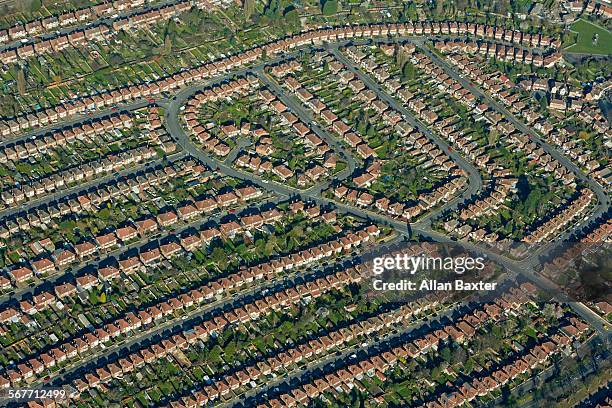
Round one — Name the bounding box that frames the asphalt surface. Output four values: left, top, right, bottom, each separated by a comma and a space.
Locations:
0, 34, 609, 403
0, 100, 151, 149
0, 0, 187, 54
0, 151, 186, 220
38, 238, 398, 388
163, 71, 611, 339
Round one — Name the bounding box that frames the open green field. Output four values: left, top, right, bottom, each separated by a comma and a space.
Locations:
564, 18, 612, 55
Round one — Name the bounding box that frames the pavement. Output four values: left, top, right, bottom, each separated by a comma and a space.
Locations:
0, 100, 151, 149
39, 238, 398, 387
0, 0, 187, 54
0, 34, 609, 404
231, 302, 474, 407
161, 51, 611, 340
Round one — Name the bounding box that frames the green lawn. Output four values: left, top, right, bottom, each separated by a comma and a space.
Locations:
565, 18, 612, 55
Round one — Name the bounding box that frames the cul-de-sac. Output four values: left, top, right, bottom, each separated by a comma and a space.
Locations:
0, 0, 609, 407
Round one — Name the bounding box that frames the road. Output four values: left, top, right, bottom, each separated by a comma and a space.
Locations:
38, 239, 397, 388
0, 34, 609, 404
162, 67, 611, 339
231, 302, 474, 407
328, 45, 484, 208
0, 151, 186, 220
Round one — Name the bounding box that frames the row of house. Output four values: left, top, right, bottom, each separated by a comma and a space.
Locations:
0, 159, 203, 288
0, 109, 132, 142
458, 178, 517, 221
0, 0, 150, 45
176, 290, 449, 407
0, 158, 203, 238
183, 76, 259, 158
4, 215, 378, 382
0, 24, 113, 64
565, 0, 612, 18
334, 173, 465, 221
540, 216, 611, 282
258, 283, 546, 408
0, 112, 133, 162
0, 145, 156, 209
0, 1, 206, 65
0, 21, 557, 137
433, 39, 564, 68
410, 49, 577, 188
442, 176, 518, 241
5, 183, 259, 291
523, 188, 594, 243
269, 59, 302, 78
60, 246, 378, 395
421, 327, 586, 407
442, 51, 608, 181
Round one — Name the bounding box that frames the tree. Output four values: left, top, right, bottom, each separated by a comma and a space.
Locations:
30, 0, 42, 12
162, 35, 172, 56
284, 7, 299, 24
243, 0, 256, 20
401, 61, 416, 81
264, 0, 281, 19
210, 247, 228, 270
487, 128, 499, 146
543, 303, 557, 323
538, 93, 548, 110
405, 2, 418, 20
440, 346, 452, 362
396, 46, 409, 69
17, 67, 26, 96
321, 0, 339, 16
503, 318, 518, 337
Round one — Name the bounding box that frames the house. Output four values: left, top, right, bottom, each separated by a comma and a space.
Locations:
32, 258, 55, 275
98, 266, 121, 281
55, 282, 77, 299
76, 274, 98, 291
157, 211, 178, 228
8, 267, 33, 284
116, 226, 137, 242
96, 232, 118, 250
140, 248, 162, 266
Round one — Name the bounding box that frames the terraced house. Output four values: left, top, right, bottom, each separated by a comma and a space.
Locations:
0, 0, 609, 407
